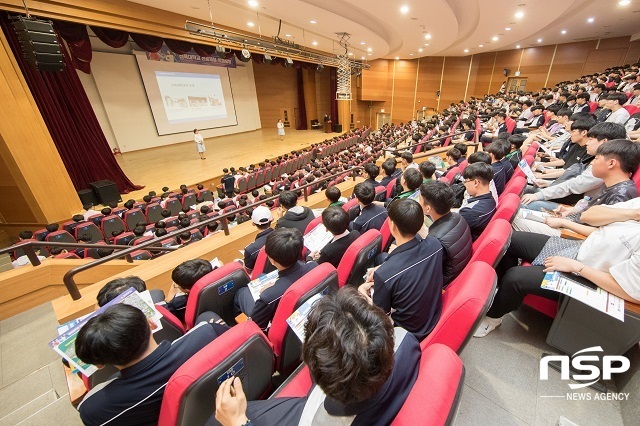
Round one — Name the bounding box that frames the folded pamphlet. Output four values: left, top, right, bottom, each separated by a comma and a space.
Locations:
303, 224, 334, 253
286, 293, 324, 342
247, 269, 279, 301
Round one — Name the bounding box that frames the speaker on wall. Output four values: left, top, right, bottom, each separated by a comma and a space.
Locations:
503, 68, 510, 76
12, 16, 64, 72
89, 180, 122, 205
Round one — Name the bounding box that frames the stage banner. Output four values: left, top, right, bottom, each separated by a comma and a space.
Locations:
146, 45, 236, 68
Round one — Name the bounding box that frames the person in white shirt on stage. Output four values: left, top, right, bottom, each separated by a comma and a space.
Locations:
277, 119, 285, 141
193, 129, 206, 160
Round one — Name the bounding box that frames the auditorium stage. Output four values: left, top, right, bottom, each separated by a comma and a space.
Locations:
116, 128, 338, 201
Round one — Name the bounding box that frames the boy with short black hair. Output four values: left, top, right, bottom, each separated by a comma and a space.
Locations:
350, 182, 388, 233
309, 207, 361, 268
459, 163, 497, 240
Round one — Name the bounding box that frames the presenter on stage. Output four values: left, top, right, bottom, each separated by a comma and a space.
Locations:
193, 129, 206, 160
277, 119, 285, 141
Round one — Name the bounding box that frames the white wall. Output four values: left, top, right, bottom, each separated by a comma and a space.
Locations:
80, 51, 261, 153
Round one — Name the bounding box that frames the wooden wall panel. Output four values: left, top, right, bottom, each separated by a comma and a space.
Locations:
392, 59, 419, 122
546, 41, 597, 86
471, 52, 497, 98
519, 45, 556, 91
440, 56, 472, 109
416, 56, 445, 111
465, 54, 480, 100
488, 50, 521, 94
361, 59, 391, 101
315, 70, 331, 122
252, 63, 297, 129
582, 37, 631, 75
623, 39, 640, 65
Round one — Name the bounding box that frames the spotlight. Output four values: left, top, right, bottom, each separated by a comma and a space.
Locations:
238, 48, 251, 62
284, 57, 293, 67
263, 53, 272, 64
316, 63, 324, 73
214, 45, 228, 58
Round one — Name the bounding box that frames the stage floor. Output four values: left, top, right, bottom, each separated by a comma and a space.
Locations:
116, 128, 336, 201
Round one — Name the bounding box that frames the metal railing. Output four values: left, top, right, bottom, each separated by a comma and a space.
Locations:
49, 165, 364, 300
383, 131, 468, 154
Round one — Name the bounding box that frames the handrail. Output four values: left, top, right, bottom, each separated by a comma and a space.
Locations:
59, 164, 365, 300
384, 131, 468, 153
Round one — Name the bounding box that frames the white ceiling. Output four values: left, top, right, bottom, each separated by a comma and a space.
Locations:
127, 0, 640, 59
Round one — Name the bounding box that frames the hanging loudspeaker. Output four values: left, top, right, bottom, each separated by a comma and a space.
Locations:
284, 57, 293, 67
316, 63, 324, 73
214, 45, 227, 58
238, 48, 251, 62
12, 16, 64, 72
263, 53, 272, 64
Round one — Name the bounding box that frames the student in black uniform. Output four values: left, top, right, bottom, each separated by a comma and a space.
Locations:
162, 259, 213, 323
212, 287, 420, 426
485, 141, 509, 195
75, 304, 226, 426
359, 198, 443, 340
309, 207, 360, 268
349, 182, 388, 233
275, 191, 314, 234
459, 163, 497, 240
220, 168, 235, 198
234, 228, 317, 331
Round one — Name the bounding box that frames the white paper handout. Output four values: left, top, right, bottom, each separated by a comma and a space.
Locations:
518, 159, 537, 184
286, 293, 324, 342
303, 224, 334, 253
537, 142, 556, 158
541, 272, 625, 321
520, 210, 550, 223
247, 269, 279, 301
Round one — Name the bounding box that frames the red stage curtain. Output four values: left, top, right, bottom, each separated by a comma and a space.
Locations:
164, 39, 193, 55
53, 20, 91, 74
130, 33, 163, 52
90, 26, 129, 48
296, 68, 308, 130
0, 14, 142, 193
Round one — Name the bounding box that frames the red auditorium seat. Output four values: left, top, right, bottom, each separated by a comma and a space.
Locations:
624, 105, 638, 116
470, 218, 512, 268
100, 215, 126, 238
442, 166, 461, 182
523, 142, 539, 158
255, 169, 266, 187
83, 241, 107, 259
458, 159, 468, 172
145, 203, 164, 224
74, 222, 104, 243
181, 193, 197, 210
236, 176, 247, 193
490, 192, 520, 224
45, 230, 75, 245
303, 215, 323, 235
386, 178, 398, 198
420, 262, 497, 354
114, 231, 135, 246
269, 263, 339, 374
197, 189, 214, 203
505, 117, 516, 134
164, 198, 183, 216
336, 229, 382, 287
246, 173, 257, 190
499, 176, 527, 202
158, 322, 274, 426
342, 197, 361, 221
379, 218, 393, 252
249, 247, 273, 280
132, 236, 154, 246
588, 101, 598, 113
130, 250, 153, 260
391, 344, 465, 426
86, 214, 104, 227
124, 208, 146, 231
184, 262, 251, 328
439, 175, 451, 185
270, 344, 465, 426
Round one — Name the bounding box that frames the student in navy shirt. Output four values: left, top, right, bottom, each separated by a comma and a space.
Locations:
459, 163, 497, 240
309, 207, 360, 268
160, 259, 214, 323
363, 163, 383, 187
350, 182, 388, 233
76, 304, 226, 426
380, 157, 403, 188
360, 198, 443, 340
486, 141, 508, 195
212, 287, 420, 426
235, 228, 317, 331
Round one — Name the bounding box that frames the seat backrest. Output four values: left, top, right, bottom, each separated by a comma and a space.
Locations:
624, 105, 638, 116
374, 185, 386, 202
101, 215, 126, 238
84, 241, 108, 259
124, 208, 146, 231
255, 169, 265, 187
304, 215, 324, 236
33, 228, 48, 241
342, 198, 361, 221
391, 344, 465, 426
45, 230, 75, 244
130, 249, 152, 260
145, 203, 164, 224
74, 222, 104, 243
588, 101, 598, 113
490, 192, 520, 224
250, 247, 274, 280
236, 176, 247, 193
184, 262, 251, 328
165, 198, 183, 216
458, 159, 468, 172
499, 176, 526, 202
133, 236, 154, 246
337, 229, 382, 287
269, 263, 339, 374
154, 305, 186, 342
379, 218, 393, 252
470, 218, 512, 268
87, 214, 104, 227
443, 166, 461, 182
182, 194, 197, 210
158, 322, 274, 426
505, 117, 516, 133
386, 178, 398, 198
420, 262, 497, 355
114, 232, 135, 245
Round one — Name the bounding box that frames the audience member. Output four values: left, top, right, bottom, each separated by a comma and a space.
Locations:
309, 207, 360, 268
275, 191, 314, 234
350, 182, 388, 233
242, 206, 274, 271
458, 162, 497, 240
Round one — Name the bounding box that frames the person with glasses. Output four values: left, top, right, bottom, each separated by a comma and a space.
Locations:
458, 163, 496, 240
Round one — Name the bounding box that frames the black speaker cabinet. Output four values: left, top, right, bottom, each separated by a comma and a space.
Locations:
77, 189, 98, 207
12, 16, 64, 72
89, 180, 122, 205
332, 123, 343, 133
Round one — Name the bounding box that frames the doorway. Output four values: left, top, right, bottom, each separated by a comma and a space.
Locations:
507, 77, 527, 92
376, 113, 391, 130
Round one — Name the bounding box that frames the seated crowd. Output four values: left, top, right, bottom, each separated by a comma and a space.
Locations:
41, 62, 640, 425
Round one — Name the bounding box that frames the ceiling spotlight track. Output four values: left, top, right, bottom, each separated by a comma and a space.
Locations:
185, 20, 369, 70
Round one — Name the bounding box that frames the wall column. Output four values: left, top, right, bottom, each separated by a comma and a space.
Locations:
337, 100, 351, 133
0, 29, 81, 237
302, 68, 318, 128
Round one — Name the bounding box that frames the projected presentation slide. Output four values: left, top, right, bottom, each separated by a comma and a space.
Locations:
136, 53, 238, 135
156, 72, 228, 123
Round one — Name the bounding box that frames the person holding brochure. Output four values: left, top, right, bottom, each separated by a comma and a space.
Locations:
308, 207, 360, 268
75, 304, 227, 426
211, 287, 420, 426
234, 228, 317, 331
474, 198, 640, 338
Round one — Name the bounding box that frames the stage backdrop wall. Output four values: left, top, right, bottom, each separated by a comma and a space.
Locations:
79, 51, 261, 153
